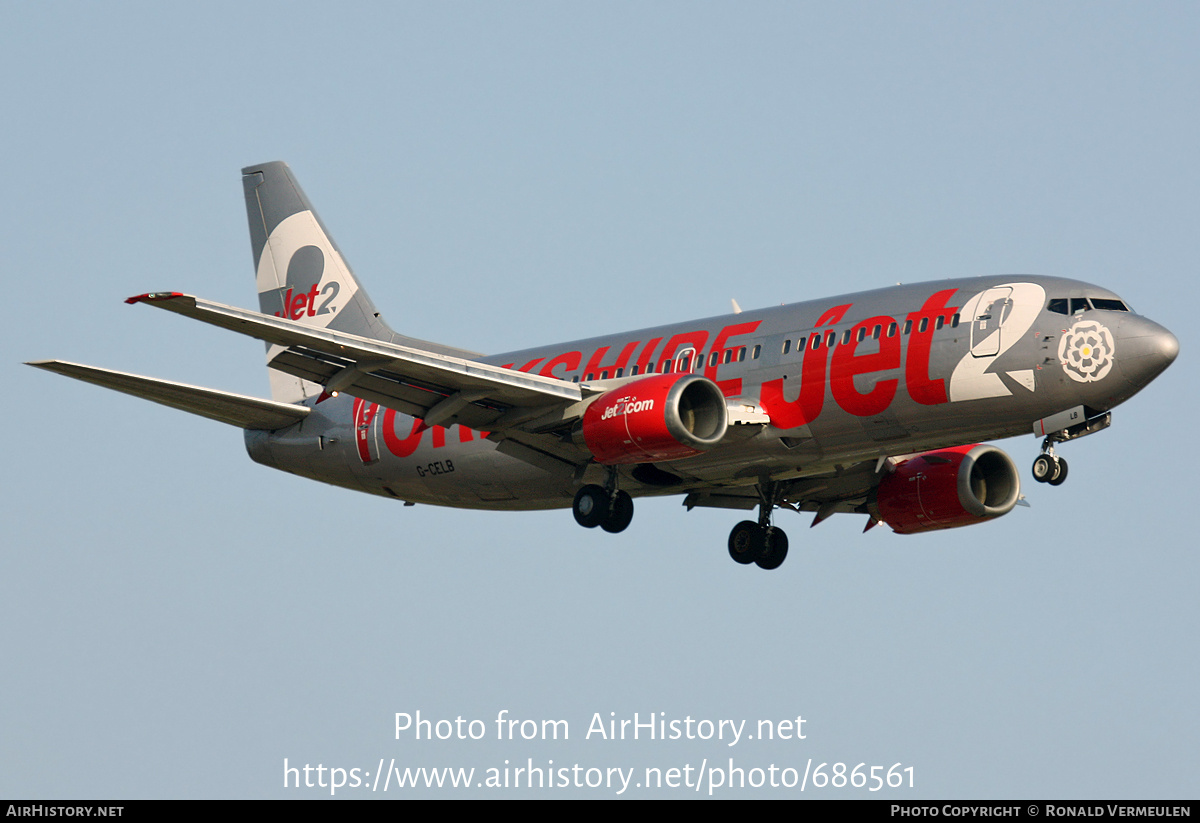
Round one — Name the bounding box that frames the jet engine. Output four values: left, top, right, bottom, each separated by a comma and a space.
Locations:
870, 444, 1021, 534
579, 373, 728, 464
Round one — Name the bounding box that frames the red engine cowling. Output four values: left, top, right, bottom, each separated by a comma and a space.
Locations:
580, 373, 728, 465
871, 444, 1021, 534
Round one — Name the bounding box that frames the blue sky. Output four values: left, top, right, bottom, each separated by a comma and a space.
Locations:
3, 2, 1196, 798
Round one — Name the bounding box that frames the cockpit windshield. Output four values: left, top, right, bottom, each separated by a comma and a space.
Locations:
1047, 296, 1130, 315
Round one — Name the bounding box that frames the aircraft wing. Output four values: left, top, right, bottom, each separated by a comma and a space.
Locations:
27, 360, 311, 431
683, 461, 883, 524
126, 292, 588, 438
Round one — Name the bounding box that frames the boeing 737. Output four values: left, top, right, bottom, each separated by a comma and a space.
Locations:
28, 162, 1179, 570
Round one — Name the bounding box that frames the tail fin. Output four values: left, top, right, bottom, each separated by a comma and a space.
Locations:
242, 161, 396, 402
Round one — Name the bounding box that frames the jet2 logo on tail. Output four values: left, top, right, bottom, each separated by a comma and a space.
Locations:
256, 211, 357, 327
273, 281, 341, 319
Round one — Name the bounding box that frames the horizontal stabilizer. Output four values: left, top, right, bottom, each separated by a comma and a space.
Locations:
27, 360, 310, 431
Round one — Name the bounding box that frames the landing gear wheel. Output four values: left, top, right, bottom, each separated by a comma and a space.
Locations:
601, 491, 634, 533
728, 521, 761, 565
572, 484, 609, 528
756, 528, 789, 570
1032, 454, 1056, 483
1048, 457, 1069, 486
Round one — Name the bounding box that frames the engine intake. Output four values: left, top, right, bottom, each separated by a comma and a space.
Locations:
871, 444, 1021, 534
580, 373, 728, 465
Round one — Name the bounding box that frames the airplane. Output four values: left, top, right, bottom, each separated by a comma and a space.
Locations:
28, 161, 1179, 570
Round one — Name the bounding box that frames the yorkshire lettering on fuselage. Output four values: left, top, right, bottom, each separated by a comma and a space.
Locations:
29, 162, 1179, 571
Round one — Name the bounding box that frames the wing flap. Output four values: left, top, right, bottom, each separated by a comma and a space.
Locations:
27, 360, 310, 431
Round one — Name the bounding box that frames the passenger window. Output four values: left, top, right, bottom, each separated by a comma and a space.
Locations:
856, 327, 866, 342
951, 313, 960, 328
842, 329, 851, 345
709, 351, 719, 367
872, 325, 881, 339
826, 331, 836, 347
935, 316, 944, 330
918, 318, 928, 333
738, 347, 746, 362
903, 320, 912, 335
752, 344, 761, 360
782, 339, 791, 355
888, 322, 897, 337
630, 365, 639, 376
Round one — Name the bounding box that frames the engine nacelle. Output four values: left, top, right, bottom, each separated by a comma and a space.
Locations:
580, 373, 728, 465
870, 444, 1021, 534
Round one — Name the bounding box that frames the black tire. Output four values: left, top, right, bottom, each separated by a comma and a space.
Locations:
1032, 454, 1055, 483
728, 521, 762, 565
572, 484, 609, 528
1048, 457, 1069, 486
756, 528, 789, 570
601, 491, 634, 533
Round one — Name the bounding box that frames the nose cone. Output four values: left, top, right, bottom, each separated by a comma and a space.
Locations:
1157, 327, 1180, 365
1117, 316, 1179, 390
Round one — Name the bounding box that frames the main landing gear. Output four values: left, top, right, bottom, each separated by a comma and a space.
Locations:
727, 482, 790, 571
570, 474, 792, 570
1031, 440, 1068, 486
572, 484, 634, 534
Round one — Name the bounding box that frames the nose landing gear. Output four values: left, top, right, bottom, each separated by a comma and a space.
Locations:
1030, 410, 1112, 487
1031, 440, 1068, 486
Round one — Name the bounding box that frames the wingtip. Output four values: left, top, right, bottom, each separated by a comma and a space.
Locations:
125, 292, 186, 305
25, 359, 69, 371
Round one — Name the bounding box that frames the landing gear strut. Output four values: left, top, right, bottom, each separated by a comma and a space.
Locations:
572, 476, 634, 533
727, 482, 790, 570
1031, 439, 1069, 486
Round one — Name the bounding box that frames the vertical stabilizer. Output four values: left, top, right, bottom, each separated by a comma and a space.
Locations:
242, 161, 395, 402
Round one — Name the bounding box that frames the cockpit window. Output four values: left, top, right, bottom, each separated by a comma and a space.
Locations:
1048, 295, 1131, 315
